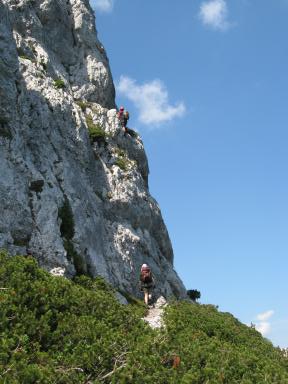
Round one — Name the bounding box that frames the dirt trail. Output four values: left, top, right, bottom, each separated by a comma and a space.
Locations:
142, 296, 167, 329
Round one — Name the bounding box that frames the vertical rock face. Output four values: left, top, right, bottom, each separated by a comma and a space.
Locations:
0, 0, 186, 299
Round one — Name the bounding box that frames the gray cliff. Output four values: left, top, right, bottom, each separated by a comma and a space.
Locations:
0, 0, 186, 299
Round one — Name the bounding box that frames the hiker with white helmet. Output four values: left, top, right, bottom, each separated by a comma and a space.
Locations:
139, 263, 155, 306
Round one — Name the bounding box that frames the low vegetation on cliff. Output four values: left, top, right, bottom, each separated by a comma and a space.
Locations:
0, 251, 287, 383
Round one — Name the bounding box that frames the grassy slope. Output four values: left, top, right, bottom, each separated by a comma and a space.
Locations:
0, 251, 287, 384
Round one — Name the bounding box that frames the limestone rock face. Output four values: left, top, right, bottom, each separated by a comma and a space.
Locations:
0, 0, 186, 299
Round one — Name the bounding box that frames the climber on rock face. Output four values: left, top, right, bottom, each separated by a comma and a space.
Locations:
117, 106, 130, 136
139, 263, 155, 306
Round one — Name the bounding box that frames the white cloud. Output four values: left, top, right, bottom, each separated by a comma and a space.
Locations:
256, 322, 271, 336
254, 310, 275, 336
117, 76, 186, 126
90, 0, 114, 13
199, 0, 230, 31
257, 310, 275, 322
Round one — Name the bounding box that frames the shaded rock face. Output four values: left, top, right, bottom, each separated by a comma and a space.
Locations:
0, 0, 186, 299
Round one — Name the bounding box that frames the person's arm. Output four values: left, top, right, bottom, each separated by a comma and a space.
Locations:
138, 274, 143, 290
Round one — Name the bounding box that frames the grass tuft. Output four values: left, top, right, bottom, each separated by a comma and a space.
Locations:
53, 78, 65, 89
86, 115, 106, 143
76, 100, 89, 112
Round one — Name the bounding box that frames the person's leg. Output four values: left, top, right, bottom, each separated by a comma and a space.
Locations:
144, 289, 149, 305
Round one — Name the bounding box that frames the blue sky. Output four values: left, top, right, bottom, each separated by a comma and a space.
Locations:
90, 0, 288, 348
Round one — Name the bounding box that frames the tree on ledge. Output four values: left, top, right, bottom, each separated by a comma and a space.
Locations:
187, 289, 201, 302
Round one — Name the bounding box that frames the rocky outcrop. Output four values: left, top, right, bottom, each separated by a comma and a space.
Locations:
0, 0, 186, 299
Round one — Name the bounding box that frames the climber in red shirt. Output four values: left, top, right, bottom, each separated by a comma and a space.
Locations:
117, 106, 129, 135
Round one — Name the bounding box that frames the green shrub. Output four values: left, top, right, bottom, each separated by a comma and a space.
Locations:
115, 148, 126, 157
114, 148, 131, 171
58, 197, 74, 240
86, 115, 106, 142
53, 78, 65, 89
187, 289, 201, 301
58, 198, 86, 275
0, 251, 146, 383
75, 100, 89, 112
0, 250, 287, 383
64, 239, 87, 276
115, 157, 129, 171
159, 302, 288, 383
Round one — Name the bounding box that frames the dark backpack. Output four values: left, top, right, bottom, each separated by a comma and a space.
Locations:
140, 267, 152, 283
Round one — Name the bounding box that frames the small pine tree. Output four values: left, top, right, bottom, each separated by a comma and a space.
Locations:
187, 289, 201, 301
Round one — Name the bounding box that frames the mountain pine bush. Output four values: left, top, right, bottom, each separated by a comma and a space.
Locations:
0, 250, 287, 383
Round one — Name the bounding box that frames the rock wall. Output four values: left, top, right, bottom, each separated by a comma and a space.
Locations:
0, 0, 186, 299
